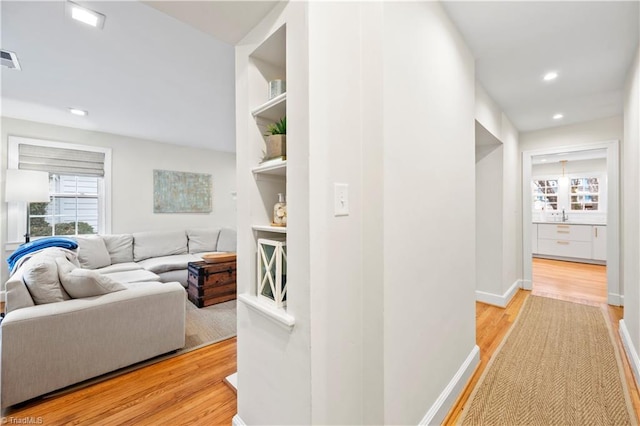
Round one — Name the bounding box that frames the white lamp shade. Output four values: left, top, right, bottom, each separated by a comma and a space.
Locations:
5, 169, 50, 202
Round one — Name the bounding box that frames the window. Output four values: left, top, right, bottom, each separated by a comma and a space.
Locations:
7, 136, 111, 243
30, 175, 100, 237
532, 179, 558, 211
570, 177, 600, 211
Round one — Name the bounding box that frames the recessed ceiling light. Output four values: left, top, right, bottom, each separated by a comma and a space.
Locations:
553, 113, 564, 120
69, 108, 88, 116
543, 71, 558, 81
66, 1, 106, 29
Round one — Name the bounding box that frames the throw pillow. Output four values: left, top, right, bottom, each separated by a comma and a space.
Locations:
75, 236, 111, 269
56, 257, 127, 298
102, 234, 134, 264
22, 257, 70, 304
187, 228, 221, 254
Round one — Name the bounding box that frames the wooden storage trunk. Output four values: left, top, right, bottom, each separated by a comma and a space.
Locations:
187, 259, 237, 308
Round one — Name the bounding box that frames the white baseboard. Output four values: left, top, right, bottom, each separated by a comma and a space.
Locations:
232, 415, 247, 426
619, 319, 640, 386
476, 280, 521, 308
608, 293, 624, 306
521, 279, 532, 291
418, 344, 480, 426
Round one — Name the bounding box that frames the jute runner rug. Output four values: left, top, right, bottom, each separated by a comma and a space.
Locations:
460, 295, 636, 425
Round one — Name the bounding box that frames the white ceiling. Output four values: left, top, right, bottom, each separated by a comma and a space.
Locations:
0, 1, 251, 152
2, 1, 638, 152
443, 1, 639, 133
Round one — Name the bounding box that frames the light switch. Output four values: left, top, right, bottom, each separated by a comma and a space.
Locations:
334, 183, 349, 216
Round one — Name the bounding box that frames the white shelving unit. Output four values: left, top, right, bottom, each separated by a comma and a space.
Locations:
251, 93, 286, 121
239, 24, 292, 329
252, 225, 287, 234
251, 158, 287, 176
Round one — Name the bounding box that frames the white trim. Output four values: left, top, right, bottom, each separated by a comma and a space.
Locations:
6, 136, 112, 243
619, 320, 640, 386
418, 345, 480, 426
232, 415, 247, 426
475, 280, 521, 308
238, 293, 295, 330
522, 140, 620, 305
521, 279, 532, 290
608, 293, 624, 306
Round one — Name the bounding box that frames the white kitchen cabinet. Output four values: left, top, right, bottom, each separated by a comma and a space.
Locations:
538, 223, 591, 242
532, 224, 538, 254
536, 223, 593, 260
592, 225, 607, 261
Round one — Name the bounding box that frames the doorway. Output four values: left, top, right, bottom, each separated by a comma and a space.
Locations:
522, 141, 620, 305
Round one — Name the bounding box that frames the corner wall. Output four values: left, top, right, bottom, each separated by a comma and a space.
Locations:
474, 83, 521, 306
621, 46, 640, 374
1, 117, 236, 282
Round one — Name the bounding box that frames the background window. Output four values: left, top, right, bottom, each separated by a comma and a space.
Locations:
570, 177, 600, 211
532, 179, 558, 211
30, 175, 101, 237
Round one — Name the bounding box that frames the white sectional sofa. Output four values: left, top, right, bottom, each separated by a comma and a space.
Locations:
77, 228, 237, 287
1, 227, 236, 408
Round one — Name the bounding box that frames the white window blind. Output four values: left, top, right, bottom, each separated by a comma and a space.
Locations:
18, 144, 106, 177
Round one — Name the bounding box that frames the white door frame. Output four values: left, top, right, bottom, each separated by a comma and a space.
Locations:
522, 140, 621, 305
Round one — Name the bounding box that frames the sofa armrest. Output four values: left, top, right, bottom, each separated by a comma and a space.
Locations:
1, 282, 186, 408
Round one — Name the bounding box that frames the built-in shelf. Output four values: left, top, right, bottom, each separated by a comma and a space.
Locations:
252, 225, 287, 233
252, 159, 287, 176
251, 93, 286, 122
238, 294, 295, 331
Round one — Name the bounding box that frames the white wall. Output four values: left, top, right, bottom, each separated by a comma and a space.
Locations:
532, 158, 607, 176
474, 83, 521, 306
502, 115, 521, 292
622, 47, 640, 357
476, 145, 504, 297
382, 2, 476, 424
236, 2, 477, 425
1, 117, 236, 282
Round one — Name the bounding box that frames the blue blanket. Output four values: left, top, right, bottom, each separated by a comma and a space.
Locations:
7, 237, 78, 271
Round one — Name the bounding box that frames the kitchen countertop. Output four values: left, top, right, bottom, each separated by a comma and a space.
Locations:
533, 221, 606, 226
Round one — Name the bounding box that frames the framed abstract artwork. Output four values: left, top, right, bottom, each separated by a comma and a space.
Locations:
153, 170, 212, 213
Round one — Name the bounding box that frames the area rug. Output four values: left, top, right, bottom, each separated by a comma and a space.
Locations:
45, 298, 236, 398
460, 295, 636, 425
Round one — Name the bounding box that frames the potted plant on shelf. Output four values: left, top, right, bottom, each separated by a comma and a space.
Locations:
264, 116, 286, 162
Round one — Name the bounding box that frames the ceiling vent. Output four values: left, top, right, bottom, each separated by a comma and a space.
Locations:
1, 50, 21, 70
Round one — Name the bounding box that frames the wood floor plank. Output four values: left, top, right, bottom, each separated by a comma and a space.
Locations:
4, 338, 237, 425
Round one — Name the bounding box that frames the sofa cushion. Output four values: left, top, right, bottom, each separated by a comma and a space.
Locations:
75, 236, 111, 269
22, 256, 70, 304
102, 234, 134, 264
187, 228, 221, 254
56, 257, 126, 298
95, 262, 142, 274
133, 230, 188, 262
216, 228, 237, 252
137, 254, 201, 274
103, 270, 160, 284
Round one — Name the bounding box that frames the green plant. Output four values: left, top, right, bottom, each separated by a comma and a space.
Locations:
266, 116, 286, 135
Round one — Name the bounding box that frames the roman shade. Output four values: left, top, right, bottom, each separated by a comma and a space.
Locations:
18, 144, 105, 177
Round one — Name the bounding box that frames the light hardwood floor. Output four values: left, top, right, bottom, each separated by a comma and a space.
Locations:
445, 258, 640, 425
5, 338, 237, 425
7, 259, 638, 425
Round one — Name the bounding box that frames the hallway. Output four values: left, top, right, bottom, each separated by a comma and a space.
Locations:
446, 258, 639, 424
